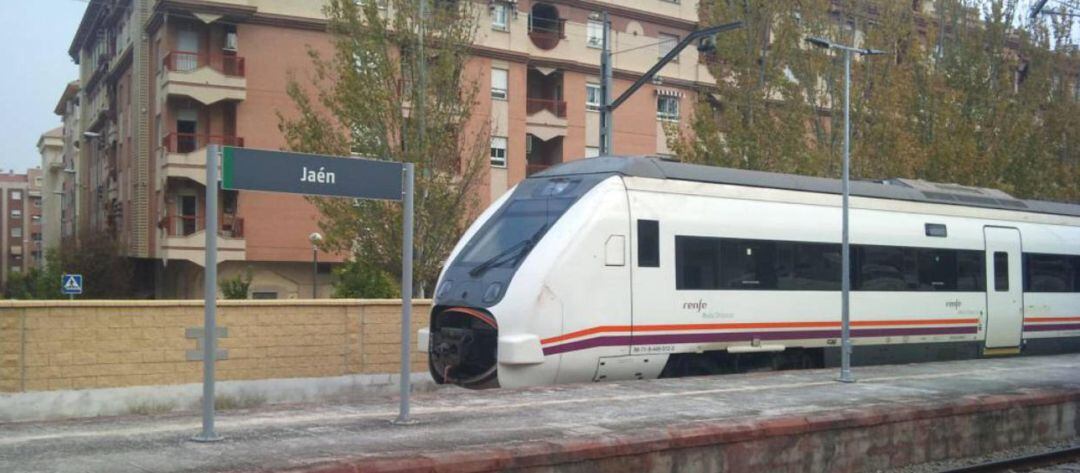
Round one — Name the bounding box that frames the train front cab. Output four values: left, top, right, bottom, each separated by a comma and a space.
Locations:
425, 172, 627, 388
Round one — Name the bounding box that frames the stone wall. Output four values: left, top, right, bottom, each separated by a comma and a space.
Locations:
0, 300, 431, 393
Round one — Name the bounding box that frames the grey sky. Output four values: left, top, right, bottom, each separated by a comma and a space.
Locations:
0, 0, 86, 174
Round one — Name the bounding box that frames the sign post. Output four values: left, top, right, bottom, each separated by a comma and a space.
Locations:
192, 144, 222, 442
192, 147, 413, 441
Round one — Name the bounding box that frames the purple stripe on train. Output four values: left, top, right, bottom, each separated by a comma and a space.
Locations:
1024, 323, 1080, 332
541, 326, 978, 356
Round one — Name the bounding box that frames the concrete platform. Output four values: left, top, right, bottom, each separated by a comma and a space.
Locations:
2, 354, 1079, 473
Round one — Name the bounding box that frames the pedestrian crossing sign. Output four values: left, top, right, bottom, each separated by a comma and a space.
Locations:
61, 274, 83, 295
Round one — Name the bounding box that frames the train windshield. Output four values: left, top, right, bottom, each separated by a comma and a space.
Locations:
457, 194, 573, 274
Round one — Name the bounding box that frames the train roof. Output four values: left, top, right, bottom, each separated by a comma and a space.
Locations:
532, 156, 1080, 218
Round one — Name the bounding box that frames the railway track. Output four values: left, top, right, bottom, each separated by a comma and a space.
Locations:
940, 445, 1080, 472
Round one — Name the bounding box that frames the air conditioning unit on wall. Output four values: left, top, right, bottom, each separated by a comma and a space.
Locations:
224, 32, 238, 51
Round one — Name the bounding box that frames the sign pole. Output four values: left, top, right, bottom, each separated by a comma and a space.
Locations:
394, 163, 415, 424
193, 144, 222, 442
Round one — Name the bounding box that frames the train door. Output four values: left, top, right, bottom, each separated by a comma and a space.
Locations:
984, 227, 1024, 349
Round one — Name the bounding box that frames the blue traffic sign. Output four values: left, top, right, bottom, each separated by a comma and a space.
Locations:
61, 274, 83, 295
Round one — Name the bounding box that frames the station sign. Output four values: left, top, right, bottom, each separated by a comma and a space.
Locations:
221, 147, 403, 201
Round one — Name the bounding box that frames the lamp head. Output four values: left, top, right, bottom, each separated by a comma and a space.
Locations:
862, 48, 887, 56
82, 131, 101, 139
309, 232, 323, 244
805, 36, 832, 49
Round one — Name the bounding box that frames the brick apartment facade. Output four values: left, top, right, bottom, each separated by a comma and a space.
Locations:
0, 169, 44, 287
66, 0, 709, 298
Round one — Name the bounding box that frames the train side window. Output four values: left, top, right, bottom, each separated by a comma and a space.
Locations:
994, 252, 1009, 291
854, 245, 918, 291
956, 251, 985, 291
917, 249, 958, 291
675, 236, 722, 289
637, 220, 659, 267
720, 239, 778, 289
1024, 253, 1075, 292
778, 242, 841, 290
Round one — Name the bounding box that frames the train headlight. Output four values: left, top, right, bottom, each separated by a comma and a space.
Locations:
482, 282, 503, 303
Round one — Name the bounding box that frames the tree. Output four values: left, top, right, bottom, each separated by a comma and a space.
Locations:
280, 0, 487, 296
677, 0, 1079, 202
3, 233, 133, 300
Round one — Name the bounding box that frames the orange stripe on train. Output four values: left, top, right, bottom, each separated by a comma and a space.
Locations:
540, 318, 980, 345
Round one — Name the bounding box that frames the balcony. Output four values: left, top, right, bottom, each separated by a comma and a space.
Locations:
526, 134, 562, 177
160, 51, 247, 105
158, 214, 246, 266
528, 4, 565, 50
526, 67, 567, 139
161, 133, 244, 186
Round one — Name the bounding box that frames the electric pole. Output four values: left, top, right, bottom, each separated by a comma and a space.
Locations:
599, 11, 613, 155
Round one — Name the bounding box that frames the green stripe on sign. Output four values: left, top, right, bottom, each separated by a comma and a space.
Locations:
222, 146, 234, 189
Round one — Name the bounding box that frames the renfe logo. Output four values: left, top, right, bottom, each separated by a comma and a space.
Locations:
683, 299, 708, 312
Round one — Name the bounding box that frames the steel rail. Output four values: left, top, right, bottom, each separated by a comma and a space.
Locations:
940, 445, 1080, 472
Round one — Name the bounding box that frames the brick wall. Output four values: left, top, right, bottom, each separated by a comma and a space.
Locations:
0, 300, 431, 393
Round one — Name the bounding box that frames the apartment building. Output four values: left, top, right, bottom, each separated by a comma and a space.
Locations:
38, 127, 66, 252
66, 0, 708, 298
53, 81, 82, 245
69, 0, 338, 299
0, 169, 44, 287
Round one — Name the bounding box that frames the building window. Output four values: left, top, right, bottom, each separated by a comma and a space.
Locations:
491, 3, 509, 31
659, 33, 680, 61
10, 266, 20, 274
657, 95, 680, 121
585, 146, 600, 158
586, 83, 601, 111
586, 20, 604, 48
252, 291, 278, 299
491, 68, 508, 100
31, 215, 41, 223
490, 136, 508, 167
10, 228, 21, 238
32, 198, 41, 207
10, 209, 21, 219
11, 190, 21, 200
31, 233, 41, 242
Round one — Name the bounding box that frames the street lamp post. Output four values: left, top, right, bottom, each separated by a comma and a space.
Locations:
804, 36, 885, 384
309, 232, 323, 298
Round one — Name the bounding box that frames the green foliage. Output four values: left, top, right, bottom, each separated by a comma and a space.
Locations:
219, 267, 253, 300
676, 0, 1079, 202
280, 0, 487, 296
331, 258, 399, 299
3, 233, 133, 300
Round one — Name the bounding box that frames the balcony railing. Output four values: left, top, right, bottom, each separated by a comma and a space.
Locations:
159, 214, 244, 238
163, 51, 246, 77
162, 133, 244, 154
528, 17, 566, 49
526, 163, 551, 176
526, 98, 567, 117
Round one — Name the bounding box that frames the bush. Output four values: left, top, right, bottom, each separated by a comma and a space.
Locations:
219, 267, 253, 299
331, 258, 398, 299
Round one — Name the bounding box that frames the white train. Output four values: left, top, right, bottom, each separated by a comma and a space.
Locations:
419, 157, 1080, 389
